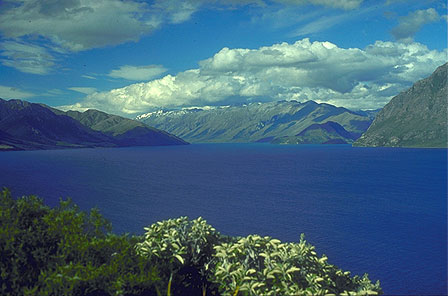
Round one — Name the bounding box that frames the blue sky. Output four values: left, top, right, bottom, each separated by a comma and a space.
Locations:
0, 0, 446, 116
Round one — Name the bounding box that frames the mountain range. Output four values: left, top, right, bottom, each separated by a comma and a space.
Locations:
354, 62, 447, 148
0, 99, 187, 151
3, 63, 445, 150
137, 100, 378, 144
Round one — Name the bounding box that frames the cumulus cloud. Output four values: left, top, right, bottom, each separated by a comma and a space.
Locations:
64, 39, 446, 115
108, 65, 167, 81
391, 8, 441, 43
68, 87, 97, 95
0, 85, 34, 99
0, 40, 55, 74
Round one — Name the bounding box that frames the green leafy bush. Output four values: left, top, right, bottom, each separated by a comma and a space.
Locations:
137, 217, 382, 296
213, 234, 381, 295
0, 189, 159, 296
136, 216, 222, 295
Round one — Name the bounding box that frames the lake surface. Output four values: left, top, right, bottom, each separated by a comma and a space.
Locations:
1, 144, 446, 295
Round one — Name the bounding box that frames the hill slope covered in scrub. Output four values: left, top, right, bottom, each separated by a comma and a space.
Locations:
354, 63, 447, 148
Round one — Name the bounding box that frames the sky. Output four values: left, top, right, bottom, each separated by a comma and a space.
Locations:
0, 0, 446, 117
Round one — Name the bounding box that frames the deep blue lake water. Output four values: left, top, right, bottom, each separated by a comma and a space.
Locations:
0, 144, 446, 295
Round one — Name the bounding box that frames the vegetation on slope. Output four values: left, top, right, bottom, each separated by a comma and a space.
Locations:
354, 63, 447, 148
0, 190, 382, 296
0, 189, 159, 296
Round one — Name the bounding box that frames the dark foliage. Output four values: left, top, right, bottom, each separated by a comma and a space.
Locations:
0, 189, 159, 296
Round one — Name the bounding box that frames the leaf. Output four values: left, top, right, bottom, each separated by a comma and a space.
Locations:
233, 285, 240, 296
286, 267, 301, 274
174, 254, 184, 264
247, 269, 256, 275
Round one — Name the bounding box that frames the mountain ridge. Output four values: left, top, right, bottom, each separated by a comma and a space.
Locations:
354, 63, 447, 148
137, 100, 376, 144
0, 99, 188, 151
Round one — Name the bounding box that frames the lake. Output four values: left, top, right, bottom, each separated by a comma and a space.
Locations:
0, 144, 446, 295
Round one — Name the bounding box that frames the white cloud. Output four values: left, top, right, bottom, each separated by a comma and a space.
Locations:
252, 7, 322, 30
44, 88, 66, 96
385, 0, 408, 4
0, 0, 158, 74
57, 103, 91, 113
0, 0, 157, 52
68, 87, 97, 95
291, 14, 351, 36
0, 0, 249, 75
276, 0, 363, 10
108, 65, 167, 81
0, 85, 34, 99
151, 0, 203, 24
0, 0, 263, 56
81, 75, 97, 80
290, 4, 376, 36
0, 0, 162, 74
150, 0, 362, 26
391, 8, 441, 43
0, 40, 55, 74
65, 39, 447, 115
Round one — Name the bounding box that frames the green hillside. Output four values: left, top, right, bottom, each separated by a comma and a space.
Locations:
354, 63, 447, 148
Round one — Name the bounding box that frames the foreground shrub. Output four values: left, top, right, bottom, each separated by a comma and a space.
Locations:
0, 189, 159, 296
213, 234, 381, 295
137, 217, 382, 296
136, 216, 222, 295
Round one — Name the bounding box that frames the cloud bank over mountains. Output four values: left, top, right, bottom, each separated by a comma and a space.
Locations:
63, 39, 447, 115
